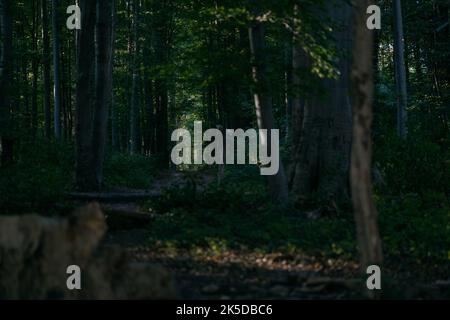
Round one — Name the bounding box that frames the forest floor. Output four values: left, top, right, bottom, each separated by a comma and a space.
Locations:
107, 231, 363, 299
70, 170, 450, 300
105, 228, 449, 299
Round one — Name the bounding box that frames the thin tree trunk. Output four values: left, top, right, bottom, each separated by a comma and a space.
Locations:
350, 0, 383, 276
248, 8, 289, 204
153, 2, 170, 168
18, 17, 29, 114
143, 49, 154, 155
111, 0, 118, 151
51, 0, 62, 140
393, 0, 408, 138
67, 38, 74, 138
284, 40, 293, 144
0, 0, 14, 165
290, 4, 304, 152
157, 81, 169, 167
373, 29, 380, 83
129, 0, 139, 154
42, 0, 52, 139
31, 0, 39, 134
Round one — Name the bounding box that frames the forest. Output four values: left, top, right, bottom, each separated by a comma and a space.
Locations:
0, 0, 449, 300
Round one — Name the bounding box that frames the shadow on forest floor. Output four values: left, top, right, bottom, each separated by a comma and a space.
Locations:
87, 169, 450, 300
104, 227, 450, 299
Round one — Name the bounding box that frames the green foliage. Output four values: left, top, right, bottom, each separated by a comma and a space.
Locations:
103, 152, 155, 189
0, 139, 158, 214
146, 166, 353, 257
0, 139, 73, 215
145, 163, 449, 279
375, 133, 450, 196
378, 193, 450, 273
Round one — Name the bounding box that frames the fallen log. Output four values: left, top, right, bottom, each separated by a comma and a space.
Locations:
67, 191, 162, 201
105, 209, 154, 224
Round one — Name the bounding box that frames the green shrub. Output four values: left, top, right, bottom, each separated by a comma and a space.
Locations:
375, 133, 450, 195
378, 193, 450, 266
0, 139, 73, 215
103, 152, 155, 189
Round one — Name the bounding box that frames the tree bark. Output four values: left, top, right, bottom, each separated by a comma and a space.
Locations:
289, 0, 352, 204
350, 0, 383, 274
248, 7, 289, 204
75, 0, 96, 190
42, 0, 52, 139
143, 42, 155, 156
153, 1, 170, 168
110, 0, 118, 152
129, 0, 140, 154
290, 4, 305, 153
393, 0, 408, 138
284, 40, 293, 144
31, 0, 39, 134
51, 0, 62, 140
0, 0, 14, 166
92, 0, 114, 189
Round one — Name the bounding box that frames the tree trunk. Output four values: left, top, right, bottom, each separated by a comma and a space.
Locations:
350, 0, 383, 276
373, 29, 380, 83
67, 38, 74, 138
248, 8, 289, 204
290, 4, 305, 153
31, 0, 39, 134
42, 0, 52, 139
284, 40, 293, 144
0, 0, 14, 166
129, 0, 139, 154
51, 0, 62, 140
289, 0, 352, 204
155, 81, 169, 167
153, 4, 170, 168
143, 43, 155, 156
110, 0, 118, 151
75, 0, 96, 190
92, 0, 114, 189
393, 0, 408, 138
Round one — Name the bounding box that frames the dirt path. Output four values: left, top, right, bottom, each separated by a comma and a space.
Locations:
103, 232, 363, 299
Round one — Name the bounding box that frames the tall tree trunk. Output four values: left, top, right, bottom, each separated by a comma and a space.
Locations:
51, 0, 62, 140
393, 0, 408, 138
289, 0, 352, 204
31, 0, 39, 134
75, 0, 96, 190
111, 0, 118, 152
67, 38, 74, 138
206, 87, 216, 128
42, 0, 52, 139
290, 4, 304, 154
284, 40, 293, 144
18, 18, 30, 114
156, 80, 169, 167
143, 46, 155, 156
351, 0, 383, 277
92, 0, 114, 189
248, 7, 289, 204
0, 0, 14, 165
373, 29, 380, 83
153, 1, 170, 168
129, 0, 139, 154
